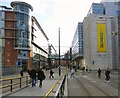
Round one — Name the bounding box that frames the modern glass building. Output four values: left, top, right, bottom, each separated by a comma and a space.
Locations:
11, 1, 33, 71
71, 22, 83, 69
87, 2, 119, 16
0, 2, 33, 75
87, 3, 105, 16
101, 1, 119, 16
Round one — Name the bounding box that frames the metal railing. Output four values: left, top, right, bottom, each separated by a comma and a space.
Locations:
44, 74, 67, 98
0, 75, 30, 95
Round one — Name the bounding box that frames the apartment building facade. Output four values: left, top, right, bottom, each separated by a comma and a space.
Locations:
0, 1, 49, 75
0, 1, 33, 75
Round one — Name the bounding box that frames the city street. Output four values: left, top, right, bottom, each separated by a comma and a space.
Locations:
0, 0, 120, 97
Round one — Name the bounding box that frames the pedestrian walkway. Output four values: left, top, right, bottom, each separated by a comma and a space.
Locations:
2, 67, 67, 97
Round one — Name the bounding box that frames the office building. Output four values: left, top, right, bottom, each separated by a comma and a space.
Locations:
83, 14, 113, 70
82, 1, 120, 70
101, 1, 119, 16
30, 16, 49, 70
71, 22, 83, 69
87, 3, 105, 15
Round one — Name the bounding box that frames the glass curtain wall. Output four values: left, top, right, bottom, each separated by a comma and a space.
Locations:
11, 2, 32, 71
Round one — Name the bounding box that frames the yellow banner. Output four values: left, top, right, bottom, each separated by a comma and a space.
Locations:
97, 23, 107, 52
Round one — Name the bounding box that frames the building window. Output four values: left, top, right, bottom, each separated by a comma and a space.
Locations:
99, 17, 103, 19
7, 16, 11, 19
7, 33, 10, 35
8, 41, 10, 44
7, 24, 11, 27
7, 59, 10, 62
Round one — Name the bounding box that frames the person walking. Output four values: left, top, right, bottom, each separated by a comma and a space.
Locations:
49, 69, 54, 78
58, 66, 61, 76
105, 68, 110, 82
70, 68, 75, 78
97, 68, 101, 78
37, 68, 46, 88
30, 68, 37, 87
20, 70, 23, 77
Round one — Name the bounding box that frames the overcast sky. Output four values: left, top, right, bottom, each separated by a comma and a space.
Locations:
1, 0, 102, 54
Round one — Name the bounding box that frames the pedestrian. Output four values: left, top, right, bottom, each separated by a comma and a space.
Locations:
20, 70, 23, 76
49, 69, 54, 78
58, 66, 61, 76
97, 68, 101, 78
30, 68, 37, 87
105, 68, 110, 82
86, 66, 88, 72
37, 68, 46, 88
27, 69, 30, 75
70, 68, 75, 78
82, 66, 85, 72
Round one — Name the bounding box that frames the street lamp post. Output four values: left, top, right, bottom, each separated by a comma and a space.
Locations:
58, 28, 61, 76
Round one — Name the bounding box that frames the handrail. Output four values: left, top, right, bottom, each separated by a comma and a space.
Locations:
0, 75, 28, 81
44, 76, 63, 98
44, 74, 66, 98
0, 75, 30, 94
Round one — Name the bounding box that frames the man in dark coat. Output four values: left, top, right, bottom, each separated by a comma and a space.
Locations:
20, 70, 23, 76
105, 68, 110, 82
49, 69, 54, 78
37, 68, 46, 88
30, 68, 37, 87
97, 68, 101, 78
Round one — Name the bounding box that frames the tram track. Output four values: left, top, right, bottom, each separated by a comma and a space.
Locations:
76, 76, 111, 96
68, 76, 91, 96
67, 73, 116, 97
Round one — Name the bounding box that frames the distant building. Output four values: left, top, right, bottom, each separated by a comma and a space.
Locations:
71, 22, 83, 69
87, 1, 119, 16
30, 16, 49, 70
87, 3, 105, 15
101, 1, 119, 16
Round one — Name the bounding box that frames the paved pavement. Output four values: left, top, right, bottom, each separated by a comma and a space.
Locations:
2, 67, 67, 97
